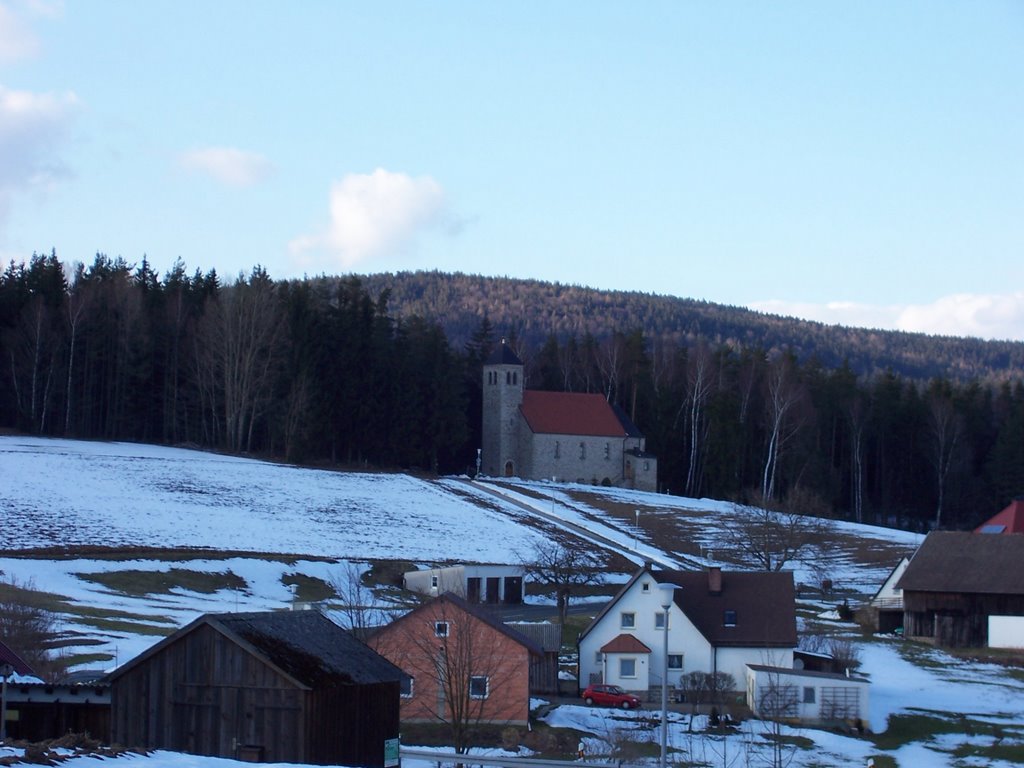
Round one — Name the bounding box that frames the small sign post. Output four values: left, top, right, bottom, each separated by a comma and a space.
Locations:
384, 738, 400, 768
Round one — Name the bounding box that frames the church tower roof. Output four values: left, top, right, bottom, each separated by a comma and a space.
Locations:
484, 341, 523, 366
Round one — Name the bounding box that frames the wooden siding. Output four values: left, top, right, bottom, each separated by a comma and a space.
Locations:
112, 624, 307, 761
904, 591, 1024, 647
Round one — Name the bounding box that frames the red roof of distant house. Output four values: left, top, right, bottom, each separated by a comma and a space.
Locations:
975, 499, 1024, 534
520, 391, 628, 437
600, 634, 652, 654
0, 639, 34, 677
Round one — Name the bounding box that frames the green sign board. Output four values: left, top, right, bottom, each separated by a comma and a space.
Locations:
384, 738, 400, 768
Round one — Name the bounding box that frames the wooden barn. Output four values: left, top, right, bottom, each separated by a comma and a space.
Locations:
898, 531, 1024, 648
108, 611, 403, 767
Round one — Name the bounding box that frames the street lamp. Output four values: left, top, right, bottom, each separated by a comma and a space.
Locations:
657, 583, 677, 768
634, 509, 640, 550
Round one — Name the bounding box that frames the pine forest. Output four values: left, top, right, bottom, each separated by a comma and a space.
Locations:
3, 252, 1024, 534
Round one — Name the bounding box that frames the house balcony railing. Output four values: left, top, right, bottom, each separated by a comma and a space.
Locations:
871, 597, 904, 610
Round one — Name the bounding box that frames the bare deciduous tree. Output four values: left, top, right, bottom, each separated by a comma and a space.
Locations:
329, 561, 388, 635
0, 575, 62, 680
370, 595, 525, 754
761, 355, 805, 502
927, 389, 963, 529
521, 539, 602, 624
725, 487, 830, 572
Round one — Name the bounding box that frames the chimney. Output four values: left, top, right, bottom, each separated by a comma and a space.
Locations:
708, 566, 722, 595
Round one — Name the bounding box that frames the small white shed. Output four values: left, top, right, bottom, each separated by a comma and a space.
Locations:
746, 664, 870, 726
403, 564, 525, 604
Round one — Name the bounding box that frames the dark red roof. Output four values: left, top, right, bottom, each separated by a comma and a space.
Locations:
656, 570, 798, 648
600, 634, 652, 654
520, 391, 628, 437
0, 639, 35, 677
975, 499, 1024, 534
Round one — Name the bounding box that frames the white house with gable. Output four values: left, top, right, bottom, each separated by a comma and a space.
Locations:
578, 564, 797, 694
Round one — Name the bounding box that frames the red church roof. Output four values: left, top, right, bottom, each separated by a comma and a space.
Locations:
519, 391, 629, 437
975, 499, 1024, 534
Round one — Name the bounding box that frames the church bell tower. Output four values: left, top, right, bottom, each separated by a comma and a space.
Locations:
481, 341, 524, 477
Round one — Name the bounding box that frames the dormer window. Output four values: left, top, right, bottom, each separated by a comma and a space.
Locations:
723, 610, 737, 627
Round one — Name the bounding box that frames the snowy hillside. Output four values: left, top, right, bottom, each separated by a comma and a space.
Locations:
4, 436, 1024, 766
1, 435, 920, 665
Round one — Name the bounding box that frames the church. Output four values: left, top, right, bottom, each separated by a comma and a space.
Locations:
481, 343, 657, 491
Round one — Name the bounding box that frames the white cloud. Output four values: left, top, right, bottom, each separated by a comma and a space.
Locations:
750, 293, 1024, 342
178, 146, 274, 187
0, 84, 78, 225
0, 2, 39, 62
290, 168, 447, 270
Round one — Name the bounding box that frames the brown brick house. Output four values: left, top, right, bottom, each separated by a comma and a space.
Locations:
369, 592, 542, 728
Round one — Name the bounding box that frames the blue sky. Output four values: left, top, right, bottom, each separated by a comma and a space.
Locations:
1, 1, 1022, 339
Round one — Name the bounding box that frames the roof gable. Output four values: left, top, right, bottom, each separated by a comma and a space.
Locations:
484, 343, 523, 366
379, 593, 543, 656
579, 566, 797, 649
657, 569, 798, 647
0, 639, 34, 677
108, 610, 403, 687
520, 391, 630, 437
975, 499, 1024, 534
897, 531, 1024, 595
600, 634, 652, 654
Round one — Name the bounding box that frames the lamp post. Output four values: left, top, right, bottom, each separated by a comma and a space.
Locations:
634, 509, 640, 550
657, 583, 676, 768
0, 662, 12, 743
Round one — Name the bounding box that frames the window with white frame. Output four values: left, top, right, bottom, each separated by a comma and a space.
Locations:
667, 654, 683, 670
595, 650, 603, 663
434, 621, 450, 637
619, 658, 636, 678
723, 610, 737, 627
469, 675, 490, 699
655, 612, 670, 630
642, 582, 650, 593
400, 676, 414, 698
620, 612, 636, 629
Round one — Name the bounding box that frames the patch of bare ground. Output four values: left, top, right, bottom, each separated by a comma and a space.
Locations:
0, 733, 146, 765
563, 489, 715, 562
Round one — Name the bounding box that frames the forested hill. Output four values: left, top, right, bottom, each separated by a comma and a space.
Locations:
354, 271, 1024, 382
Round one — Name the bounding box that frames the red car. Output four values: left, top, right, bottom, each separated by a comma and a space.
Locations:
581, 684, 642, 709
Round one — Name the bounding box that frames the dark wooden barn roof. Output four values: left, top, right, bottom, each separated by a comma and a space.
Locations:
108, 610, 404, 688
897, 531, 1024, 595
213, 611, 405, 686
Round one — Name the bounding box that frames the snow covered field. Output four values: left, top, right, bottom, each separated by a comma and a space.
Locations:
3, 435, 1024, 766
